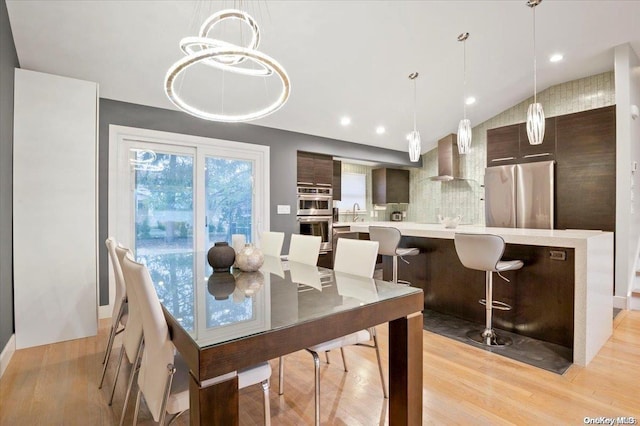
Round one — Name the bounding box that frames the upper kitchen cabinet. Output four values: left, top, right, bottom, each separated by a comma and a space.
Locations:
372, 168, 410, 204
518, 117, 557, 163
487, 118, 557, 165
297, 151, 333, 187
487, 124, 520, 165
333, 160, 342, 200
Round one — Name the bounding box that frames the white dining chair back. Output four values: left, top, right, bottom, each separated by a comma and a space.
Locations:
333, 238, 379, 278
287, 234, 321, 265
114, 246, 144, 365
121, 254, 177, 423
99, 238, 129, 390
259, 231, 285, 257
105, 238, 127, 330
112, 245, 145, 425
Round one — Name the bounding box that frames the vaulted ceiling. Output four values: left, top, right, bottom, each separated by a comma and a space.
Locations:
7, 1, 640, 154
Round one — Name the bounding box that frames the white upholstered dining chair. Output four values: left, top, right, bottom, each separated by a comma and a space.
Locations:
120, 253, 273, 425
259, 231, 285, 257
286, 233, 322, 265
100, 241, 145, 425
283, 238, 387, 426
113, 245, 144, 426
99, 238, 128, 389
278, 233, 322, 395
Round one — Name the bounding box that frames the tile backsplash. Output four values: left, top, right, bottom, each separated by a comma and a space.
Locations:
407, 71, 615, 225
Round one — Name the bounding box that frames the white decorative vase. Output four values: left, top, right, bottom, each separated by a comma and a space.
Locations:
235, 243, 264, 272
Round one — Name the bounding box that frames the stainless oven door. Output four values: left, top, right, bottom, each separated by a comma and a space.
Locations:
297, 216, 332, 252
297, 195, 332, 216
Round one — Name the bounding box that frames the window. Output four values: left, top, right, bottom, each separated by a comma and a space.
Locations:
337, 172, 366, 212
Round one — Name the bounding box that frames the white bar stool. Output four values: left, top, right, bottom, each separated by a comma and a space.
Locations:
454, 233, 523, 346
369, 226, 419, 285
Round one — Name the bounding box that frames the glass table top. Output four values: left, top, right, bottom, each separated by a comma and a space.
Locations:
137, 252, 421, 348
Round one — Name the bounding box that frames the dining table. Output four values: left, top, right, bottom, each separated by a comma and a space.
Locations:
139, 251, 424, 425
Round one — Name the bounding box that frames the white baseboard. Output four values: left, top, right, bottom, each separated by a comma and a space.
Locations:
613, 295, 628, 310
98, 304, 113, 320
0, 334, 16, 380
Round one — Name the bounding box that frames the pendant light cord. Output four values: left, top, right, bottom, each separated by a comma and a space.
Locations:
533, 5, 537, 104
413, 77, 417, 131
463, 38, 467, 119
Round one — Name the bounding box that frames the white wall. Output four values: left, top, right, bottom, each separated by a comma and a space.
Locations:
614, 44, 640, 304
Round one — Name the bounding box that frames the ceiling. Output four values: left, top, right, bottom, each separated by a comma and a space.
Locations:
6, 1, 640, 155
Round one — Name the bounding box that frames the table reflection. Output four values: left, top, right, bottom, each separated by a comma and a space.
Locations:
334, 271, 379, 304
139, 251, 271, 345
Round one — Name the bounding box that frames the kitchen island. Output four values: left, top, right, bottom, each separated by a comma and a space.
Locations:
341, 222, 614, 367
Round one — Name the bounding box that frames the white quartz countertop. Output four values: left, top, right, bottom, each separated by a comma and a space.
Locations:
336, 221, 611, 248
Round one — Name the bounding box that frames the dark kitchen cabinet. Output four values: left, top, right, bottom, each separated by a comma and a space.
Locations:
332, 160, 342, 200
486, 105, 616, 233
555, 105, 616, 232
487, 118, 557, 165
297, 151, 333, 187
519, 117, 557, 163
486, 124, 520, 165
372, 168, 409, 204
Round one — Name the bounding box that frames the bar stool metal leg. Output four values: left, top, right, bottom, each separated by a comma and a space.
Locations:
466, 271, 512, 347
392, 255, 398, 284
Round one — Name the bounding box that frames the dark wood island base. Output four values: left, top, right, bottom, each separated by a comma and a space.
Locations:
382, 236, 575, 352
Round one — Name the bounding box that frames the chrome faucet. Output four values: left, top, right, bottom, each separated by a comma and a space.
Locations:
352, 202, 361, 222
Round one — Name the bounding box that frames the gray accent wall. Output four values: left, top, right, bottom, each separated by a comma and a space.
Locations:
99, 99, 418, 305
0, 0, 19, 352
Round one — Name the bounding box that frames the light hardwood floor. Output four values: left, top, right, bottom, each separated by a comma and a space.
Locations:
1, 310, 639, 425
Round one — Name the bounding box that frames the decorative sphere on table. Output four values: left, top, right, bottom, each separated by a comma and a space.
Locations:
207, 241, 236, 272
236, 243, 264, 272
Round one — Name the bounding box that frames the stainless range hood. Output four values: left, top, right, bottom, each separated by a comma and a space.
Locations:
429, 134, 464, 181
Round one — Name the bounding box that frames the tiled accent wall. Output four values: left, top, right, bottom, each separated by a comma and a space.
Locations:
408, 71, 616, 224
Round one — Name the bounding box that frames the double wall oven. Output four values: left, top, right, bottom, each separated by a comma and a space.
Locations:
297, 186, 332, 252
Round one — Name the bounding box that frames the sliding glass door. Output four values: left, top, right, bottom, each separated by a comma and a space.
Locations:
129, 149, 256, 255
113, 127, 269, 256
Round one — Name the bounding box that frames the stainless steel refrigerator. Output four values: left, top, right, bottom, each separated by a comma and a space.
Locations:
484, 160, 554, 229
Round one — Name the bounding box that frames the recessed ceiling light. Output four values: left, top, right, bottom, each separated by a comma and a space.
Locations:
550, 53, 564, 63
340, 116, 351, 126
465, 96, 476, 105
376, 126, 386, 135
